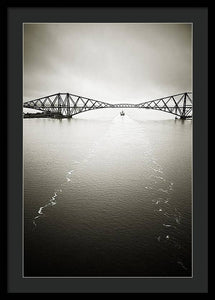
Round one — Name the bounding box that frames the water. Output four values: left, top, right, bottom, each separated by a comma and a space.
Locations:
24, 110, 192, 277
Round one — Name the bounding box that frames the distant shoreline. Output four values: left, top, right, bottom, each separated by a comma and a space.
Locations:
23, 113, 66, 119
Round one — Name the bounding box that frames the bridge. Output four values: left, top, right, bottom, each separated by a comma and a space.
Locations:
23, 92, 192, 119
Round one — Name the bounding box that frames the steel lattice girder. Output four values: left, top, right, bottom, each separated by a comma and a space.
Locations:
138, 92, 192, 118
23, 92, 192, 118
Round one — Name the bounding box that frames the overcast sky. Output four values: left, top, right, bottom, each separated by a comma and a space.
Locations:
24, 23, 192, 104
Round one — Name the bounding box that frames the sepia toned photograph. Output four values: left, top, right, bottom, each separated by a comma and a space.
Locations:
23, 23, 193, 277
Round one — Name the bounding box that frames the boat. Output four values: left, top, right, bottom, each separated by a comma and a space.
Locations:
120, 110, 125, 116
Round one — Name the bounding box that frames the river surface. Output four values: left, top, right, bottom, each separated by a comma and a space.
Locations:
24, 109, 192, 277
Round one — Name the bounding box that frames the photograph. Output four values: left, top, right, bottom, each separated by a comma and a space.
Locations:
23, 23, 193, 278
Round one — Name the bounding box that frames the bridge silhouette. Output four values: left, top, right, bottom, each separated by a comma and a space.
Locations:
23, 92, 192, 119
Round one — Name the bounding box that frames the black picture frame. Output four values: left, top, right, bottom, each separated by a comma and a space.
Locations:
5, 5, 208, 293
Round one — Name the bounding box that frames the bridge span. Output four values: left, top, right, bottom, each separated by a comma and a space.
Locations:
23, 92, 192, 119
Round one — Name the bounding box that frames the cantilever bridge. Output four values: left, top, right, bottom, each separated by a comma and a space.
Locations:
23, 92, 192, 119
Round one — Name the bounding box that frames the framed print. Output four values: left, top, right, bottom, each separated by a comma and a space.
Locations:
6, 6, 208, 293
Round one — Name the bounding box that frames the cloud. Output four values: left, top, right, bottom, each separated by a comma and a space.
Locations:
24, 23, 192, 103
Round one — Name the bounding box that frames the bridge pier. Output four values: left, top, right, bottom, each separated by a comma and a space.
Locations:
66, 93, 71, 117
58, 93, 61, 115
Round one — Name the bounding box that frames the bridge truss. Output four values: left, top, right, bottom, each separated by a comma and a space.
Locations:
23, 92, 192, 119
